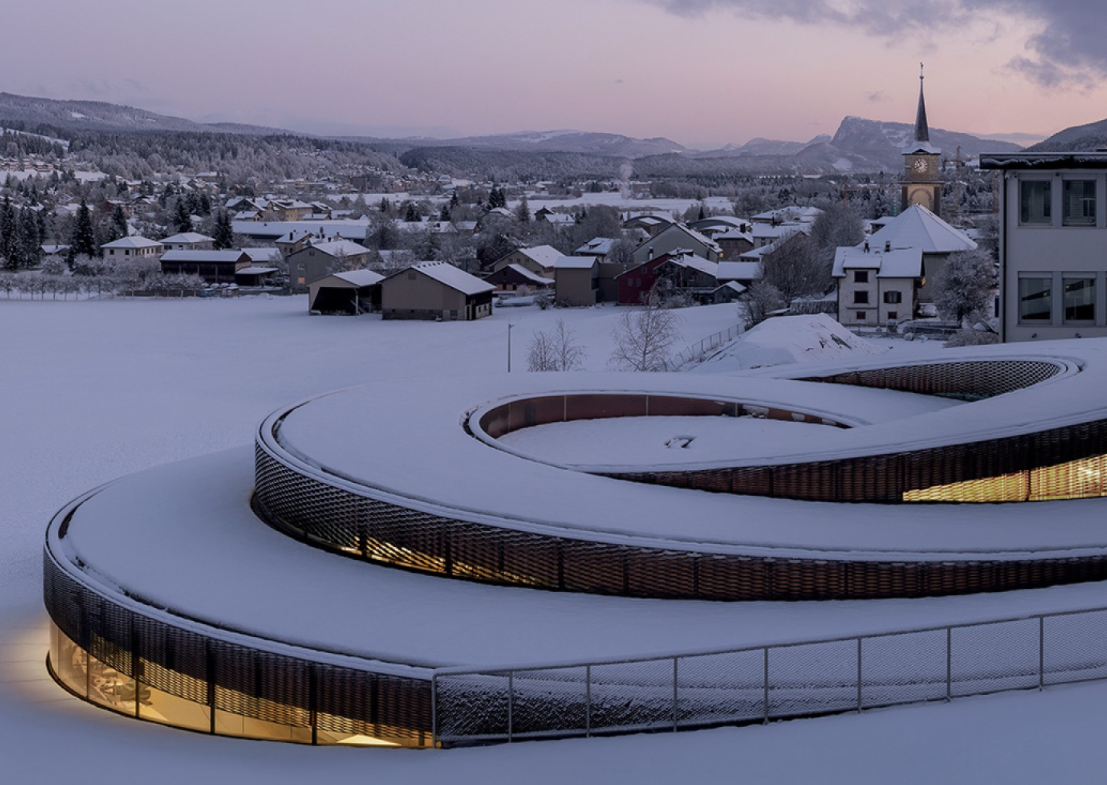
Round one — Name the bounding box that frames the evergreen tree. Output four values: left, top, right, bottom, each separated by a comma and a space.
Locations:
439, 204, 451, 223
515, 195, 530, 223
67, 199, 98, 267
18, 207, 41, 269
0, 197, 15, 266
379, 197, 389, 213
172, 198, 192, 233
109, 205, 129, 242
450, 190, 459, 209
212, 210, 235, 250
404, 201, 419, 223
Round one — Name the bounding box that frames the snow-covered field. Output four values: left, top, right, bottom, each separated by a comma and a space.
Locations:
2, 296, 1106, 783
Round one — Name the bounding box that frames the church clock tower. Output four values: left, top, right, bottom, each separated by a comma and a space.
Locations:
901, 64, 942, 216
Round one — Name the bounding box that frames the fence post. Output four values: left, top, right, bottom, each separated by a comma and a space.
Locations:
431, 673, 438, 748
946, 627, 952, 701
856, 637, 863, 713
762, 647, 770, 723
507, 670, 514, 742
1039, 616, 1045, 690
585, 664, 591, 737
672, 657, 679, 732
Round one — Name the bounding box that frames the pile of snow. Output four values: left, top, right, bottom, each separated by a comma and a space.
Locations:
693, 313, 889, 372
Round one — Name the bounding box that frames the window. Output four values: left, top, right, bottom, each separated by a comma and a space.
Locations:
1018, 276, 1052, 322
853, 290, 869, 304
887, 311, 898, 320
1063, 180, 1096, 226
1020, 180, 1051, 225
853, 270, 869, 283
883, 291, 902, 304
856, 311, 867, 320
1063, 276, 1095, 322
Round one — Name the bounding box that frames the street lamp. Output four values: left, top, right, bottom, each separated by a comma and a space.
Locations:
507, 322, 515, 372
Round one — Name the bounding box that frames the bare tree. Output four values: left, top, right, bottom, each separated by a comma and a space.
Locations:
740, 280, 786, 327
759, 233, 830, 303
527, 318, 586, 371
932, 248, 997, 326
609, 288, 682, 371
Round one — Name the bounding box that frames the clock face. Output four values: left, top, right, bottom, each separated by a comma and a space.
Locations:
913, 158, 929, 173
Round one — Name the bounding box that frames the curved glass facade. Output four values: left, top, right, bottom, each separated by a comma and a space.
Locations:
46, 622, 425, 747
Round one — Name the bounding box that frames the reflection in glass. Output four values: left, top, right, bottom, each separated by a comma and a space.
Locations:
1064, 277, 1095, 322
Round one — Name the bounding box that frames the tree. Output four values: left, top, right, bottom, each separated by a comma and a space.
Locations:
67, 199, 98, 267
109, 204, 129, 242
759, 234, 828, 303
740, 280, 786, 327
439, 204, 451, 223
527, 319, 586, 372
808, 202, 863, 267
515, 195, 530, 224
172, 198, 192, 233
212, 210, 235, 250
609, 288, 682, 371
17, 207, 41, 269
931, 248, 996, 325
0, 197, 15, 269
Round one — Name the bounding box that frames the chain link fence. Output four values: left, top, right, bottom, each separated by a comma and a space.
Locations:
434, 607, 1107, 746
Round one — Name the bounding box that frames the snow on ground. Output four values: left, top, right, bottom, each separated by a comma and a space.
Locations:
3, 295, 1106, 783
693, 313, 892, 372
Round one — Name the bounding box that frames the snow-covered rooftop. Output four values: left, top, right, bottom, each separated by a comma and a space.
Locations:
161, 232, 214, 245
866, 205, 976, 255
101, 235, 163, 250
409, 261, 494, 295
833, 245, 923, 278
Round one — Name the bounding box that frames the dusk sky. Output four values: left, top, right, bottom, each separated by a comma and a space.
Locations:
3, 0, 1105, 146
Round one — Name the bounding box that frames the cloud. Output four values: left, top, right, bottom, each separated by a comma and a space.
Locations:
644, 1, 1107, 87
866, 91, 887, 103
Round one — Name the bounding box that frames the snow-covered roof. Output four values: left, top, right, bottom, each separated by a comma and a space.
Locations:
160, 250, 247, 263
276, 229, 314, 244
101, 236, 163, 250
326, 269, 385, 287
161, 232, 214, 245
555, 256, 598, 270
833, 245, 923, 279
752, 206, 822, 224
713, 280, 747, 295
306, 238, 370, 257
866, 205, 976, 255
716, 261, 762, 281
517, 244, 565, 268
506, 263, 554, 285
575, 237, 618, 256
659, 253, 719, 279
242, 247, 279, 263
410, 261, 494, 295
235, 266, 279, 276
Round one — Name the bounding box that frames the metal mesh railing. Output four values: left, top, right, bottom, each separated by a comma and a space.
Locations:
433, 607, 1107, 747
667, 323, 744, 369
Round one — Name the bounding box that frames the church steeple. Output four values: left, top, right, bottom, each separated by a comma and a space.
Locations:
901, 64, 942, 216
914, 63, 930, 145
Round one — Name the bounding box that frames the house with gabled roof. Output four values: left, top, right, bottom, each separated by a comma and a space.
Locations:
833, 244, 923, 326
286, 238, 373, 292
630, 223, 722, 266
101, 236, 163, 261
863, 203, 976, 303
553, 256, 599, 306
380, 261, 494, 321
615, 250, 719, 305
485, 263, 554, 292
490, 245, 564, 276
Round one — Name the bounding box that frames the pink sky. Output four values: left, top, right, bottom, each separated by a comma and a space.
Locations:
2, 0, 1104, 146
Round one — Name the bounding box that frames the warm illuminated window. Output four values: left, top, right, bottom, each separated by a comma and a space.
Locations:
1020, 180, 1051, 225
1063, 180, 1096, 226
1063, 276, 1095, 322
1018, 275, 1052, 322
